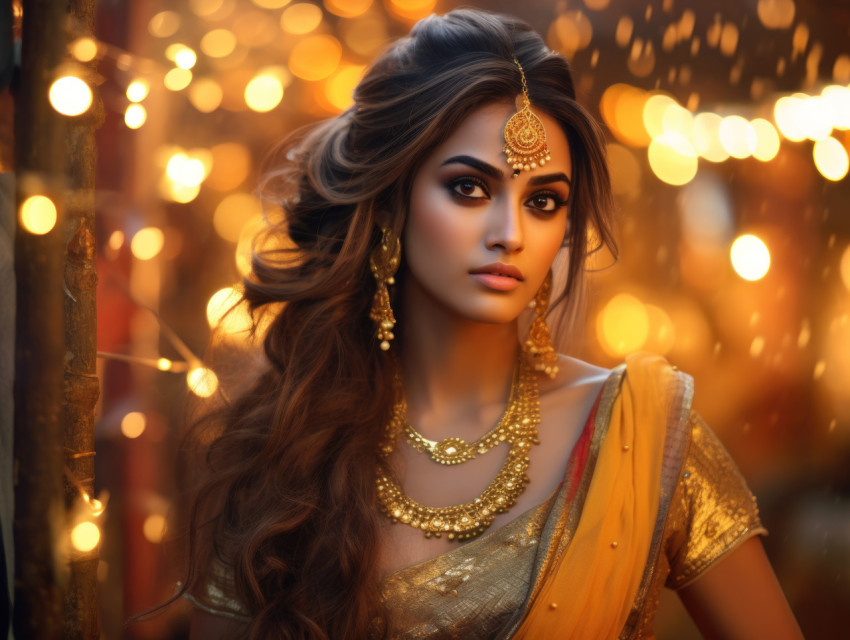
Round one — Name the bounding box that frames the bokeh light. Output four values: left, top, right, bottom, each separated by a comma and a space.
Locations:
244, 72, 284, 112
49, 76, 92, 116
70, 37, 98, 62
161, 181, 201, 204
252, 0, 291, 8
750, 118, 781, 161
19, 195, 57, 235
821, 85, 850, 129
288, 35, 342, 81
126, 80, 149, 102
547, 11, 593, 56
189, 0, 225, 17
642, 93, 678, 138
386, 0, 438, 22
597, 293, 650, 357
188, 78, 223, 113
166, 152, 207, 188
813, 137, 850, 181
143, 514, 166, 544
757, 0, 795, 29
647, 133, 698, 185
325, 0, 372, 18
339, 16, 388, 56
200, 29, 237, 58
214, 192, 263, 242
157, 358, 173, 371
130, 227, 165, 261
124, 104, 147, 129
164, 68, 192, 91
187, 367, 219, 398
280, 2, 323, 34
148, 11, 180, 38
692, 112, 730, 162
234, 11, 278, 47
719, 115, 757, 159
325, 65, 366, 111
120, 411, 147, 439
207, 287, 254, 336
207, 143, 251, 191
730, 234, 771, 281
71, 522, 100, 552
175, 48, 197, 70
600, 84, 651, 147
774, 95, 807, 142
644, 304, 676, 355
108, 230, 124, 251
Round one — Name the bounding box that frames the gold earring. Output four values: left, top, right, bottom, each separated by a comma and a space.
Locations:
524, 270, 559, 378
369, 227, 401, 351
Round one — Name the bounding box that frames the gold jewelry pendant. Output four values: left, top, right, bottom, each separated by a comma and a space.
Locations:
504, 57, 551, 176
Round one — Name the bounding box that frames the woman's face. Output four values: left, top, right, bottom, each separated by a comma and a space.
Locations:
403, 101, 572, 325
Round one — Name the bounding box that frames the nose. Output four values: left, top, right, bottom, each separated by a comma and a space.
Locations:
484, 197, 524, 253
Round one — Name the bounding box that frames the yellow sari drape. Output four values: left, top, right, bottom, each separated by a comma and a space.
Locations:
512, 353, 691, 640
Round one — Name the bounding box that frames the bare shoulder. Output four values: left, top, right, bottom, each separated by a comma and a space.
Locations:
538, 354, 612, 396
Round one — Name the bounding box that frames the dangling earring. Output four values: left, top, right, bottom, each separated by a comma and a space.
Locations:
369, 227, 401, 351
524, 270, 559, 378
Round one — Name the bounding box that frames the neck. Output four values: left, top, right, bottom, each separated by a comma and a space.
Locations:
399, 281, 522, 438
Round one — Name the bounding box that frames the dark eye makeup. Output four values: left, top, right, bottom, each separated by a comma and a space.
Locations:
445, 175, 568, 213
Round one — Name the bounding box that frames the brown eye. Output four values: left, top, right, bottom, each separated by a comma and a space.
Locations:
448, 176, 489, 200
526, 191, 566, 213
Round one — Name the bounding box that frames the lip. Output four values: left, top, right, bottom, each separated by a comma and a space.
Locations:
469, 263, 524, 291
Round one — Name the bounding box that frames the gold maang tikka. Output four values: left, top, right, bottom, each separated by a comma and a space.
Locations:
504, 57, 551, 177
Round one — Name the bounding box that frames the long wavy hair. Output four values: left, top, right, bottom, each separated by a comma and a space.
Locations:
179, 9, 615, 639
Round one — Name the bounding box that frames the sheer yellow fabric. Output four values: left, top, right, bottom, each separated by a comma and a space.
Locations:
513, 353, 684, 640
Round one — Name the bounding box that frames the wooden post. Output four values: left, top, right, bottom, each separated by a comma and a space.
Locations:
63, 0, 101, 636
13, 0, 68, 637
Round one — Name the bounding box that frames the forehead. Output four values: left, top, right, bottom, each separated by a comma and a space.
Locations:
424, 101, 572, 177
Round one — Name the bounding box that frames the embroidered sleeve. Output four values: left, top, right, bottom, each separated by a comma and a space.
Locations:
183, 555, 250, 622
664, 413, 767, 590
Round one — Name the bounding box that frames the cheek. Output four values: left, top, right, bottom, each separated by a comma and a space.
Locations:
406, 187, 473, 264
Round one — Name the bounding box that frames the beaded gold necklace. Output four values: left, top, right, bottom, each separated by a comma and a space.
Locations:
375, 356, 541, 541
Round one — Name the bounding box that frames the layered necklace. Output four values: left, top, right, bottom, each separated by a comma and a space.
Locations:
375, 355, 541, 541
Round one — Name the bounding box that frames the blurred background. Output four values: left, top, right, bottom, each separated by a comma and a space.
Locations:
12, 0, 850, 637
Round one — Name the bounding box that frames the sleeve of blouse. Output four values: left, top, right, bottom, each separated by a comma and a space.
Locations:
183, 555, 251, 622
664, 412, 768, 590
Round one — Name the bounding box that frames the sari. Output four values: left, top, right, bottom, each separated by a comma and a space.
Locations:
188, 353, 765, 639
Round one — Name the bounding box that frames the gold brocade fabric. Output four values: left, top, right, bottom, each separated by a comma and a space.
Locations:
377, 413, 765, 640
187, 413, 764, 639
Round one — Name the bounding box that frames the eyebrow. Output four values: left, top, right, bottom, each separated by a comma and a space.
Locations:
439, 155, 572, 187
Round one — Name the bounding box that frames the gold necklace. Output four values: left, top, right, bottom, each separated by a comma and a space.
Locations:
401, 364, 532, 465
375, 356, 540, 541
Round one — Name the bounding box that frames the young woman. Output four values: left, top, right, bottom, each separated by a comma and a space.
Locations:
181, 9, 803, 639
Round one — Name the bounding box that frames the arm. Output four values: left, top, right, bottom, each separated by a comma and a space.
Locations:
189, 609, 249, 640
678, 536, 803, 640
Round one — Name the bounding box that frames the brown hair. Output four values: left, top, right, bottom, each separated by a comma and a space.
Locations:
180, 9, 614, 639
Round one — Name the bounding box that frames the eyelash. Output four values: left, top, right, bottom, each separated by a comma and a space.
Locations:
446, 176, 568, 213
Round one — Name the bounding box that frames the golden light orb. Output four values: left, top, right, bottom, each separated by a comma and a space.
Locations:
600, 83, 651, 147
124, 104, 147, 129
156, 358, 174, 371
148, 11, 180, 38
166, 152, 207, 187
175, 48, 198, 70
130, 227, 165, 261
280, 3, 323, 34
642, 93, 678, 138
750, 118, 780, 162
49, 76, 92, 116
71, 522, 100, 552
324, 0, 372, 18
597, 293, 650, 357
798, 96, 834, 141
692, 112, 730, 162
120, 411, 147, 438
730, 234, 771, 281
200, 29, 237, 58
126, 80, 149, 102
773, 95, 807, 142
143, 514, 167, 544
188, 78, 223, 113
213, 192, 263, 242
757, 0, 795, 29
647, 133, 698, 185
161, 180, 201, 204
821, 85, 850, 130
325, 65, 366, 111
70, 37, 98, 62
164, 68, 192, 91
107, 230, 124, 251
244, 73, 284, 112
288, 35, 342, 81
207, 143, 252, 191
189, 0, 224, 17
386, 0, 438, 21
719, 115, 757, 158
187, 367, 219, 398
813, 137, 849, 181
19, 195, 57, 235
252, 0, 291, 7
339, 15, 388, 56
